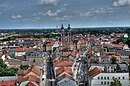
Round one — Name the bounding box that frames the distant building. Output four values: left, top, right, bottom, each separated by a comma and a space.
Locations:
15, 48, 26, 57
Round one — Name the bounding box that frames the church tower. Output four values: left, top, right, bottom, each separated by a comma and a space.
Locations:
60, 24, 65, 46
67, 24, 71, 42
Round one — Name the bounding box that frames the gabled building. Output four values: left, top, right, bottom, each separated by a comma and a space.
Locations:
56, 67, 73, 81
77, 38, 87, 50
89, 65, 129, 86
17, 66, 42, 86
15, 48, 26, 57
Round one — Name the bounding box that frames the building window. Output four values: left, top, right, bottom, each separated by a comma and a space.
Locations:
101, 82, 103, 85
98, 77, 100, 79
118, 77, 120, 79
101, 77, 103, 79
104, 77, 106, 79
123, 77, 125, 79
104, 81, 106, 85
107, 77, 109, 79
112, 77, 114, 79
107, 81, 109, 84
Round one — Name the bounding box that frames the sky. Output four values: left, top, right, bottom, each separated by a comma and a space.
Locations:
0, 0, 130, 29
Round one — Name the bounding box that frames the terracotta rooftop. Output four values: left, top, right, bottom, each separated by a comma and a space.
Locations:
61, 73, 70, 78
0, 80, 16, 86
56, 67, 73, 77
15, 48, 25, 52
17, 76, 28, 83
0, 54, 3, 58
17, 66, 41, 77
28, 75, 40, 83
17, 70, 31, 76
32, 66, 41, 76
89, 67, 102, 79
17, 75, 40, 84
27, 82, 37, 86
54, 61, 73, 67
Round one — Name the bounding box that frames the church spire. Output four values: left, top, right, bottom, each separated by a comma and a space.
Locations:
60, 24, 65, 46
67, 24, 71, 42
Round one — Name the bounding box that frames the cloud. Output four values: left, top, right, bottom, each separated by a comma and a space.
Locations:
113, 0, 130, 6
45, 7, 66, 16
33, 7, 66, 17
0, 12, 2, 15
80, 12, 92, 17
56, 15, 70, 21
12, 15, 23, 19
46, 10, 57, 16
38, 0, 59, 5
63, 3, 67, 7
80, 7, 115, 17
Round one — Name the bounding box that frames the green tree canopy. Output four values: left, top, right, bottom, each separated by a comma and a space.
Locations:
111, 56, 117, 64
110, 77, 122, 86
0, 59, 18, 76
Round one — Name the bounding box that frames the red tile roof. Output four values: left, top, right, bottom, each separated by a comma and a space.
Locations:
32, 66, 41, 76
61, 73, 70, 78
27, 82, 37, 86
16, 38, 30, 40
17, 76, 28, 83
54, 61, 73, 67
17, 70, 31, 76
15, 48, 25, 52
28, 75, 40, 83
17, 66, 41, 76
56, 67, 73, 77
0, 81, 16, 86
89, 67, 102, 79
0, 54, 3, 58
17, 75, 40, 84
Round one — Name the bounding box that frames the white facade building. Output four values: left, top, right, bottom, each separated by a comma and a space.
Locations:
15, 52, 26, 57
91, 73, 129, 86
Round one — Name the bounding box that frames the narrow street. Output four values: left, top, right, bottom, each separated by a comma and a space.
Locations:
45, 53, 56, 86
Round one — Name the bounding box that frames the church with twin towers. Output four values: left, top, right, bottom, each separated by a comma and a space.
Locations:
60, 24, 72, 46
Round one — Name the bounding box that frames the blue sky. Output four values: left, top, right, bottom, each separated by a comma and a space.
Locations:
0, 0, 130, 29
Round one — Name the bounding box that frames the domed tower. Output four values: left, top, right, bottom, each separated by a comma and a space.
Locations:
67, 24, 72, 42
60, 24, 65, 46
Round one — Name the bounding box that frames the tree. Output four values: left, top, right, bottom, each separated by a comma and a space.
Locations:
110, 77, 122, 86
20, 65, 29, 70
126, 40, 130, 48
0, 59, 18, 76
0, 59, 7, 68
111, 56, 117, 64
